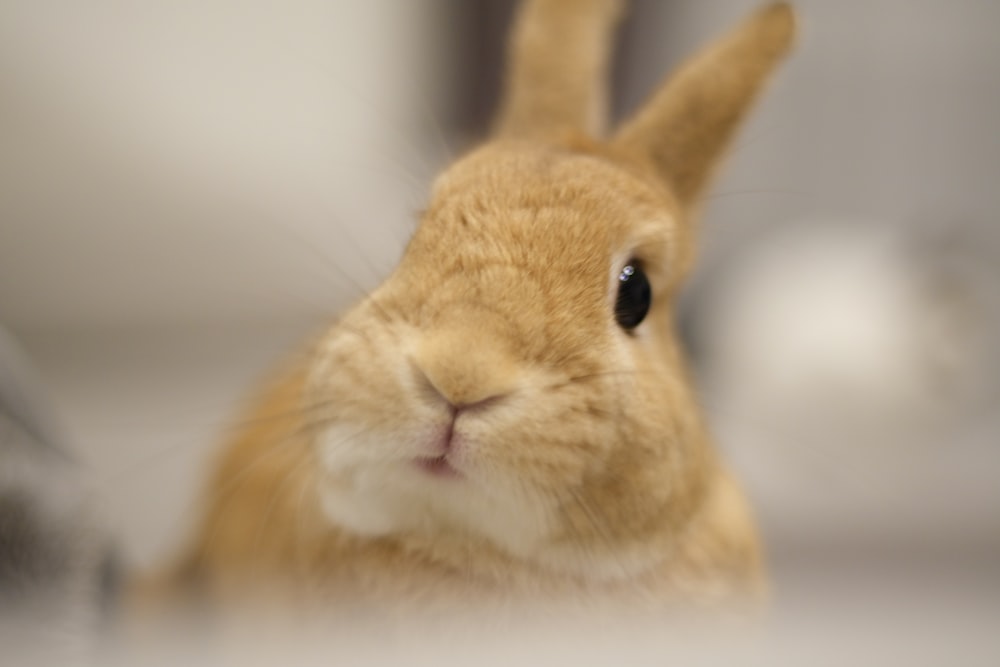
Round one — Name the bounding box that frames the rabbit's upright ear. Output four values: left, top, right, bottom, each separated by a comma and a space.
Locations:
614, 4, 795, 209
493, 0, 624, 141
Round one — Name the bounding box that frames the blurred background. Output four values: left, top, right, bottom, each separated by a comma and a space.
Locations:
1, 0, 998, 662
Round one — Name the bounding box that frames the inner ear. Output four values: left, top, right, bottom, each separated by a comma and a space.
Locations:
612, 3, 795, 208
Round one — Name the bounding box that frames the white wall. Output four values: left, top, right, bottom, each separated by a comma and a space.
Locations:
0, 0, 455, 335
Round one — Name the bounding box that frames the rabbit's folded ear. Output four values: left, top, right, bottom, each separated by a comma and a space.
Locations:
613, 3, 795, 209
493, 0, 624, 141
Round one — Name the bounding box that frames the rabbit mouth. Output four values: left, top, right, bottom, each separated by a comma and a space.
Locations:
413, 454, 460, 479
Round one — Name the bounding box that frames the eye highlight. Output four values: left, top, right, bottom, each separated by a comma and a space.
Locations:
614, 262, 651, 330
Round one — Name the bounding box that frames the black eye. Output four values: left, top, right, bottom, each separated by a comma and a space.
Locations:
615, 262, 651, 330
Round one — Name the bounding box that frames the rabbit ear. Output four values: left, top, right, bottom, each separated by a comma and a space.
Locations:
613, 4, 795, 208
493, 0, 624, 141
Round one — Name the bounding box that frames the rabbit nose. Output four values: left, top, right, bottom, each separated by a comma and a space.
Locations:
412, 326, 518, 411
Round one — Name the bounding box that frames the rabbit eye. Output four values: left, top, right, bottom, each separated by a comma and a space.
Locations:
614, 262, 651, 330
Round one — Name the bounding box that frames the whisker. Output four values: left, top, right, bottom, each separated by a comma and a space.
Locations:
91, 398, 338, 488
533, 368, 652, 393
268, 217, 400, 328
309, 202, 401, 286
292, 462, 321, 577
251, 451, 318, 560
182, 415, 343, 570
563, 486, 631, 579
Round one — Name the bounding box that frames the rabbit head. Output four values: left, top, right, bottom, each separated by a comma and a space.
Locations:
168, 0, 793, 604
297, 1, 795, 589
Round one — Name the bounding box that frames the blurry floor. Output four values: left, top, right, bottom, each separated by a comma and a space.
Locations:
14, 318, 1000, 664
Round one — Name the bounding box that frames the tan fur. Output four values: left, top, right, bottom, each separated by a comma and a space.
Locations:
152, 1, 794, 616
495, 0, 624, 139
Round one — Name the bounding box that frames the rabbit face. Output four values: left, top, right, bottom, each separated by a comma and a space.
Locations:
306, 141, 712, 580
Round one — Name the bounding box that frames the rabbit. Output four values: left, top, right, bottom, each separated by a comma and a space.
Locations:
154, 0, 796, 614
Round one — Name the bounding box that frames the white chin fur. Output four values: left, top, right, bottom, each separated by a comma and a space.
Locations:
315, 425, 556, 558
315, 426, 663, 584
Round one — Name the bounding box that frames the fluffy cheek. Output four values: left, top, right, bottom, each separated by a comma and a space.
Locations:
465, 350, 634, 501
306, 320, 435, 472
465, 390, 617, 494
307, 352, 435, 537
606, 333, 699, 510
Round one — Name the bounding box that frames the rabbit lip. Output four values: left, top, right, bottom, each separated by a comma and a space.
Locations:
414, 411, 463, 477
414, 454, 460, 478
